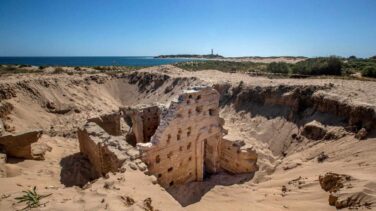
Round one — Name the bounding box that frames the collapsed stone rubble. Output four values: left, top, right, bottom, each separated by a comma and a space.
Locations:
78, 86, 258, 187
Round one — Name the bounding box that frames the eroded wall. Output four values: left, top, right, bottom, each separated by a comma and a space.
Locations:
88, 112, 121, 136
78, 122, 129, 175
138, 87, 224, 187
121, 105, 161, 144
219, 136, 258, 174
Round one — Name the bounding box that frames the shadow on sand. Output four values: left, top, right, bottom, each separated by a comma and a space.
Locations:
59, 152, 100, 187
166, 172, 254, 207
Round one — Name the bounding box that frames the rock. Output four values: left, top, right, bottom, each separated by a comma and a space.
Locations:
319, 172, 376, 209
302, 120, 327, 140
143, 197, 154, 211
328, 194, 338, 206
281, 185, 287, 193
46, 101, 73, 114
31, 143, 52, 160
282, 162, 301, 171
150, 175, 158, 185
49, 128, 57, 137
0, 130, 43, 159
103, 181, 115, 189
46, 101, 56, 110
126, 148, 140, 161
319, 172, 350, 192
317, 152, 328, 163
120, 195, 135, 207
355, 128, 367, 140
128, 163, 137, 170
319, 172, 354, 208
3, 122, 15, 132
323, 127, 347, 140
137, 162, 148, 172
119, 166, 127, 173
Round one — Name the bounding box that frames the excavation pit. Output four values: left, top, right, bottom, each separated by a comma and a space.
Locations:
75, 86, 259, 204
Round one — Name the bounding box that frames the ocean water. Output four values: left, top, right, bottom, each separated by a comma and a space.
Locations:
0, 56, 197, 67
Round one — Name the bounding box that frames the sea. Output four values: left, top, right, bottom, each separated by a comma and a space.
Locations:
0, 56, 198, 67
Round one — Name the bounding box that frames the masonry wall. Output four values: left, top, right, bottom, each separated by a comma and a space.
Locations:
204, 134, 221, 174
219, 137, 258, 174
121, 105, 161, 144
138, 87, 222, 187
87, 112, 121, 136
78, 122, 126, 175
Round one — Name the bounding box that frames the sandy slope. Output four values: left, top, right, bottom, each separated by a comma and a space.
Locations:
1, 66, 376, 210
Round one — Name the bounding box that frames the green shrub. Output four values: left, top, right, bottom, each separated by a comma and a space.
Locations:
362, 66, 376, 78
0, 65, 31, 74
15, 186, 51, 209
53, 67, 64, 74
292, 57, 342, 75
266, 62, 290, 74
174, 61, 267, 73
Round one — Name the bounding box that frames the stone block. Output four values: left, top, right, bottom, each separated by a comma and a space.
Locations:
0, 130, 43, 159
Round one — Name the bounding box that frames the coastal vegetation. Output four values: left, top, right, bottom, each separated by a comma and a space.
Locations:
2, 56, 376, 79
343, 56, 376, 78
174, 56, 376, 78
291, 57, 342, 76
52, 67, 65, 74
0, 65, 42, 75
174, 60, 267, 73
266, 62, 290, 74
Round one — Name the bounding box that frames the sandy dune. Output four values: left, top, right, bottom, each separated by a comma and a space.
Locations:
1, 65, 376, 210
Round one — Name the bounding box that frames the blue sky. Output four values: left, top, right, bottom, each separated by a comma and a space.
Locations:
0, 0, 375, 57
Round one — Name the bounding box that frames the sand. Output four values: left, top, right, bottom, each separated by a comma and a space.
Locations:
0, 65, 376, 210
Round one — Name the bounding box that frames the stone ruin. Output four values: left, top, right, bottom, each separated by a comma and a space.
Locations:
0, 127, 51, 177
78, 86, 258, 188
